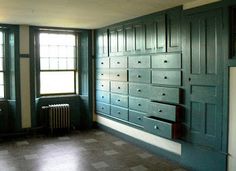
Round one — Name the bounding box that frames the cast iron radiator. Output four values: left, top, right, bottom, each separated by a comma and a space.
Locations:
41, 104, 70, 133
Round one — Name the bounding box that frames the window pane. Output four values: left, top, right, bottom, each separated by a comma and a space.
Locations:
58, 46, 67, 57
66, 35, 76, 46
67, 58, 75, 69
59, 58, 67, 69
49, 58, 58, 70
40, 71, 75, 94
67, 46, 75, 57
0, 58, 3, 71
0, 32, 3, 44
0, 85, 4, 98
0, 72, 3, 84
40, 45, 49, 57
0, 45, 3, 57
40, 58, 49, 70
39, 33, 49, 45
49, 45, 58, 57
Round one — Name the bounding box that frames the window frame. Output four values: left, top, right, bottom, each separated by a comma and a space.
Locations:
35, 29, 80, 96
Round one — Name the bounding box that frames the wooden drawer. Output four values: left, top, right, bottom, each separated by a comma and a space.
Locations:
110, 70, 128, 81
129, 69, 150, 83
150, 86, 180, 104
96, 70, 109, 80
110, 81, 128, 94
148, 102, 181, 122
96, 80, 110, 91
110, 57, 127, 68
129, 110, 145, 126
152, 71, 181, 86
129, 96, 148, 113
96, 102, 110, 115
129, 55, 150, 68
111, 106, 128, 121
143, 116, 181, 139
129, 83, 150, 98
111, 93, 128, 108
96, 58, 109, 68
152, 53, 181, 69
96, 91, 110, 103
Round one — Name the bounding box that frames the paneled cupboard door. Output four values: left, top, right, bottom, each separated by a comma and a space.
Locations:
184, 9, 223, 149
154, 14, 166, 52
167, 8, 181, 52
96, 29, 108, 57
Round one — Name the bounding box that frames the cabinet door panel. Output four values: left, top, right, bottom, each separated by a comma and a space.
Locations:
154, 14, 166, 52
144, 20, 155, 51
124, 25, 134, 52
96, 29, 108, 57
184, 9, 223, 149
134, 23, 144, 52
167, 8, 181, 52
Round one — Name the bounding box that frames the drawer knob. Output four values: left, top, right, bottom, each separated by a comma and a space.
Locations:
101, 85, 104, 87
164, 60, 168, 63
101, 73, 104, 76
162, 93, 165, 96
117, 74, 120, 77
138, 104, 141, 106
117, 99, 120, 102
101, 107, 104, 110
137, 89, 141, 92
154, 125, 159, 129
117, 61, 120, 64
101, 62, 104, 64
137, 117, 141, 120
137, 75, 141, 78
101, 96, 104, 98
117, 86, 121, 89
138, 61, 141, 64
159, 110, 162, 113
164, 76, 167, 79
117, 111, 121, 114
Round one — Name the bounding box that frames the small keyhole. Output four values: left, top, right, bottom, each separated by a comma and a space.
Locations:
117, 61, 120, 64
138, 104, 141, 106
164, 60, 168, 63
101, 62, 104, 64
159, 110, 162, 112
164, 76, 167, 79
117, 87, 120, 89
154, 125, 159, 129
117, 99, 120, 102
117, 74, 120, 77
137, 75, 141, 78
137, 89, 141, 92
137, 117, 141, 120
162, 93, 165, 96
138, 61, 141, 64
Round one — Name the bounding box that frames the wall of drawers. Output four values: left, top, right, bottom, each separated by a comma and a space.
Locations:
95, 7, 183, 140
96, 53, 182, 139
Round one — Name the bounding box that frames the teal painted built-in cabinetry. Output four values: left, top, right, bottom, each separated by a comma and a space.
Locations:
95, 6, 183, 139
95, 4, 227, 171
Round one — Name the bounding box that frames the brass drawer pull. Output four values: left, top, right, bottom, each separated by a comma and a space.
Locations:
138, 103, 141, 106
159, 110, 162, 112
137, 75, 141, 78
117, 74, 120, 77
162, 93, 165, 96
154, 125, 159, 129
138, 61, 141, 64
164, 60, 168, 63
101, 62, 104, 64
101, 96, 104, 98
117, 61, 120, 64
137, 117, 142, 120
117, 111, 121, 114
117, 99, 120, 102
137, 89, 141, 92
164, 76, 167, 79
117, 86, 121, 89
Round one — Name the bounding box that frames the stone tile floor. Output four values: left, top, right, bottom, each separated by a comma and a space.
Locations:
0, 129, 189, 171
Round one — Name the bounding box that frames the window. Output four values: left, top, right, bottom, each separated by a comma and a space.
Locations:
0, 31, 5, 98
38, 31, 78, 95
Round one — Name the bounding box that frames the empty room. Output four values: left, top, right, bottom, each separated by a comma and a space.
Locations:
0, 0, 235, 171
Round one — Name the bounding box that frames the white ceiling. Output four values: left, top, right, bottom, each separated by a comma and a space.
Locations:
0, 0, 219, 29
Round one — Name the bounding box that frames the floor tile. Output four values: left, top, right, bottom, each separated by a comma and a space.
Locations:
130, 165, 148, 171
137, 152, 152, 159
0, 150, 9, 155
84, 138, 98, 143
91, 161, 109, 169
24, 154, 39, 160
104, 149, 119, 156
16, 140, 29, 146
58, 136, 70, 141
112, 140, 126, 146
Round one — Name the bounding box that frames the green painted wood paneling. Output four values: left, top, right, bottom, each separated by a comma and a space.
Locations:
184, 8, 223, 149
